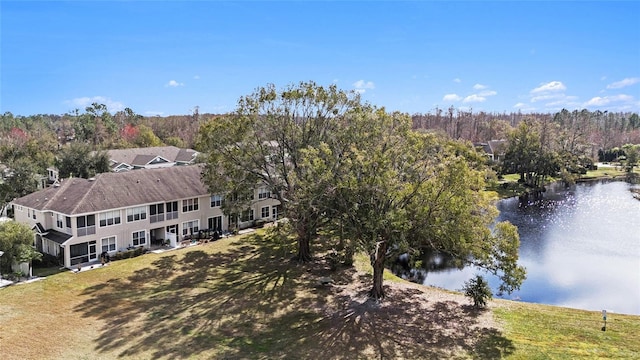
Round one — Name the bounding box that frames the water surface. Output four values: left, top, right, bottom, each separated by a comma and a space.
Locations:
415, 180, 640, 315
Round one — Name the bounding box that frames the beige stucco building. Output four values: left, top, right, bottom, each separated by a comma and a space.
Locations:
11, 165, 279, 268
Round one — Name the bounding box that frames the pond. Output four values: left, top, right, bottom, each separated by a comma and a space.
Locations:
398, 180, 640, 315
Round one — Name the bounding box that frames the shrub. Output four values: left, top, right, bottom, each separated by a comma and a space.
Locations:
462, 275, 493, 309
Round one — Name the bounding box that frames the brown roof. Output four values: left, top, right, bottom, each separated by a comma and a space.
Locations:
12, 165, 209, 215
107, 146, 198, 167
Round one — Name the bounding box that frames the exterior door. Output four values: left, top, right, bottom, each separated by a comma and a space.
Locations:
208, 216, 223, 231
89, 240, 97, 261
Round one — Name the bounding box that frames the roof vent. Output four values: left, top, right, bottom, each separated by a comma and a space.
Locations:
137, 180, 140, 183
88, 177, 95, 182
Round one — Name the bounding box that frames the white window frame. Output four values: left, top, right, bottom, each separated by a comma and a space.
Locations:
165, 201, 179, 220
56, 213, 64, 229
182, 220, 199, 236
132, 230, 146, 246
77, 215, 96, 237
261, 206, 270, 219
149, 203, 165, 223
210, 194, 223, 208
99, 210, 122, 227
241, 209, 254, 222
101, 236, 117, 253
126, 206, 147, 222
182, 198, 199, 213
258, 187, 271, 200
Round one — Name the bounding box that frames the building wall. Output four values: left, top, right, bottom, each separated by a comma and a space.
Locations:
16, 193, 279, 268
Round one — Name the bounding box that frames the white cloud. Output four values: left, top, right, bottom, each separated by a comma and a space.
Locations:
478, 90, 497, 97
193, 75, 200, 80
463, 94, 486, 103
353, 80, 375, 93
606, 78, 640, 89
513, 102, 536, 111
165, 80, 184, 87
473, 83, 487, 90
443, 94, 462, 102
453, 78, 461, 83
531, 81, 566, 94
584, 94, 634, 107
65, 96, 125, 112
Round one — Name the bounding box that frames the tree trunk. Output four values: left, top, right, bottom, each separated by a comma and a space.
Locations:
369, 240, 387, 300
294, 217, 313, 263
296, 235, 312, 263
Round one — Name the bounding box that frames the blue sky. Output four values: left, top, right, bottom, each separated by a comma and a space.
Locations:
2, 1, 639, 117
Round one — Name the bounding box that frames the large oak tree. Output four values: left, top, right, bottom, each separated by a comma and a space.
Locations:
300, 107, 526, 299
197, 81, 361, 261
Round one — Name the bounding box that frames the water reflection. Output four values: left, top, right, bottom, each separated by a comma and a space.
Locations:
395, 180, 640, 315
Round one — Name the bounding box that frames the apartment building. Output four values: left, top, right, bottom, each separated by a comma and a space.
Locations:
11, 165, 279, 268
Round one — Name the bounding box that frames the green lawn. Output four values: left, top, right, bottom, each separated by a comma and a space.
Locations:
1, 230, 638, 359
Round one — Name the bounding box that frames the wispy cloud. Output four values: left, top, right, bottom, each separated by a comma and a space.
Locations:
478, 90, 497, 97
453, 78, 461, 83
531, 81, 566, 94
64, 96, 125, 112
353, 80, 375, 93
584, 94, 634, 107
606, 77, 639, 89
193, 75, 200, 80
463, 94, 487, 103
443, 94, 462, 102
165, 80, 184, 87
460, 84, 497, 103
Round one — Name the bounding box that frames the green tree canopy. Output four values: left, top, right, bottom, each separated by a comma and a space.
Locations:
0, 221, 41, 274
197, 81, 362, 261
56, 143, 110, 179
300, 107, 525, 299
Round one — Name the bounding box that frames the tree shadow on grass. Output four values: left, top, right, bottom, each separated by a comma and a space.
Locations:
75, 233, 513, 359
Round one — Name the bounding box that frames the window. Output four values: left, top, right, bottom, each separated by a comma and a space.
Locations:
210, 195, 223, 207
77, 215, 96, 237
241, 209, 254, 222
149, 203, 165, 223
99, 210, 121, 227
258, 188, 271, 200
166, 201, 179, 220
182, 198, 199, 212
261, 206, 270, 219
32, 210, 36, 220
132, 230, 146, 246
272, 206, 278, 219
66, 216, 71, 229
101, 236, 116, 252
182, 220, 199, 236
56, 214, 64, 229
127, 206, 147, 222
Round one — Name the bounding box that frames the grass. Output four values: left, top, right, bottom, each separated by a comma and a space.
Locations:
1, 230, 639, 359
494, 301, 640, 359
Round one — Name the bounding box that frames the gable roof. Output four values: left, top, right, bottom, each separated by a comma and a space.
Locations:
106, 146, 198, 168
12, 165, 209, 216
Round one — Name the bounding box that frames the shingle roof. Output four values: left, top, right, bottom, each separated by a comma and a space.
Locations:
45, 229, 73, 245
107, 146, 198, 168
12, 165, 209, 215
